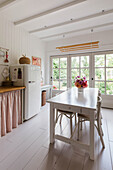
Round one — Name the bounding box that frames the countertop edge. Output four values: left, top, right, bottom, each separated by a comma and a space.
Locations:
0, 86, 26, 93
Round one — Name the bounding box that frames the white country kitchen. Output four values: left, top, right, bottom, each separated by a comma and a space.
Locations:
0, 0, 113, 170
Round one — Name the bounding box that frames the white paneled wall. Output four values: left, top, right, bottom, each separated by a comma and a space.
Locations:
0, 14, 46, 85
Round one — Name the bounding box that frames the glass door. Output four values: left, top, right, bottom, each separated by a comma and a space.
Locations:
94, 52, 113, 95
93, 52, 113, 108
50, 51, 113, 108
50, 56, 67, 91
71, 54, 91, 88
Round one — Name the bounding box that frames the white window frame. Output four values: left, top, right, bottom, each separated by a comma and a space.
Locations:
70, 53, 92, 88
92, 51, 113, 95
50, 50, 113, 108
50, 55, 69, 92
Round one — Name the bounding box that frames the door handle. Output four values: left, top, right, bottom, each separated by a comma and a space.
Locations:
28, 81, 35, 83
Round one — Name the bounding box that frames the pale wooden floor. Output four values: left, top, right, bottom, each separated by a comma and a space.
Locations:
0, 104, 113, 170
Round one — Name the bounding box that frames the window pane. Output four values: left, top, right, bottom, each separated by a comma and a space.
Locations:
106, 68, 113, 81
53, 81, 59, 90
53, 69, 59, 79
71, 69, 79, 80
87, 81, 89, 87
106, 82, 113, 95
60, 80, 67, 90
95, 55, 105, 67
95, 82, 105, 94
60, 58, 67, 68
95, 68, 105, 80
106, 54, 113, 67
81, 56, 89, 67
53, 58, 59, 68
72, 80, 75, 87
71, 57, 79, 68
81, 69, 89, 80
60, 69, 67, 79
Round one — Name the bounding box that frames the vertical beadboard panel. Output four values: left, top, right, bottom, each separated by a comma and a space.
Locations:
0, 15, 45, 84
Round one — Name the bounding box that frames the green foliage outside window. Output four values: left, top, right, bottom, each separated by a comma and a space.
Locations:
52, 55, 113, 95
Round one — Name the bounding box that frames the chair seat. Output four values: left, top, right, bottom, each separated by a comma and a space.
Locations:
78, 111, 97, 119
56, 109, 77, 137
77, 95, 105, 149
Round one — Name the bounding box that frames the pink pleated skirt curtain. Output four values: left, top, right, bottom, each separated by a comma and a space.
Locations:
0, 90, 22, 137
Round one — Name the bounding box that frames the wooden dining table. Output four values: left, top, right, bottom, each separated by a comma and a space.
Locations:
47, 87, 98, 160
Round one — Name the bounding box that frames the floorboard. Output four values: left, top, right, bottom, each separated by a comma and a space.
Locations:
0, 104, 113, 170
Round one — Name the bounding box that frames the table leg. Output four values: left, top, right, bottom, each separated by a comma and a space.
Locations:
89, 112, 95, 160
50, 103, 55, 143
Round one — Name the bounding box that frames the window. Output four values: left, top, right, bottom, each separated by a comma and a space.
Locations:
94, 53, 113, 95
50, 51, 113, 108
51, 51, 113, 95
71, 55, 90, 87
52, 57, 67, 90
94, 54, 105, 94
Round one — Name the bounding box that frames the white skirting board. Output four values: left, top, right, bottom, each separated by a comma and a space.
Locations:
102, 95, 113, 109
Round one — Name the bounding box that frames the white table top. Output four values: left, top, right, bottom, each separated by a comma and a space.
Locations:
47, 87, 98, 110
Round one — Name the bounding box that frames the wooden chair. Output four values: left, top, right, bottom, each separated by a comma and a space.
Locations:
55, 109, 77, 136
55, 89, 77, 137
77, 95, 105, 149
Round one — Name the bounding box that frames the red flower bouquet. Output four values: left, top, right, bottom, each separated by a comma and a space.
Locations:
75, 76, 88, 88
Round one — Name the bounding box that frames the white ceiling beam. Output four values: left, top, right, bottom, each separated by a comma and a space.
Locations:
14, 0, 86, 25
29, 9, 113, 34
0, 0, 16, 9
40, 22, 113, 40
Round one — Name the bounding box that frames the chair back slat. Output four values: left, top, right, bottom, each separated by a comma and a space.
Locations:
97, 96, 102, 119
98, 90, 101, 97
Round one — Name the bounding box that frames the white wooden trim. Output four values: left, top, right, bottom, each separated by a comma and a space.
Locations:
41, 22, 113, 40
29, 9, 113, 34
14, 0, 86, 25
0, 0, 16, 9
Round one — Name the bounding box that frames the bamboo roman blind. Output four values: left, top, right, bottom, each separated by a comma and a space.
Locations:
56, 41, 99, 52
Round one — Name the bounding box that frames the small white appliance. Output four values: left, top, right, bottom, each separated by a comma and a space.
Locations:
10, 64, 41, 120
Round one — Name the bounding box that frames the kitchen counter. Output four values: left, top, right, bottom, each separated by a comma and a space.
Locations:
41, 85, 52, 100
0, 86, 25, 93
41, 85, 52, 90
0, 86, 25, 137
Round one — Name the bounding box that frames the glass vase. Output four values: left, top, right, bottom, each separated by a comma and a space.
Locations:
78, 87, 83, 93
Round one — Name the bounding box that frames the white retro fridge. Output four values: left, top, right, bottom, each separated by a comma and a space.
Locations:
10, 64, 41, 120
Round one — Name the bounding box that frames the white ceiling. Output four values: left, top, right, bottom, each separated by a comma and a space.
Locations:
0, 0, 113, 41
